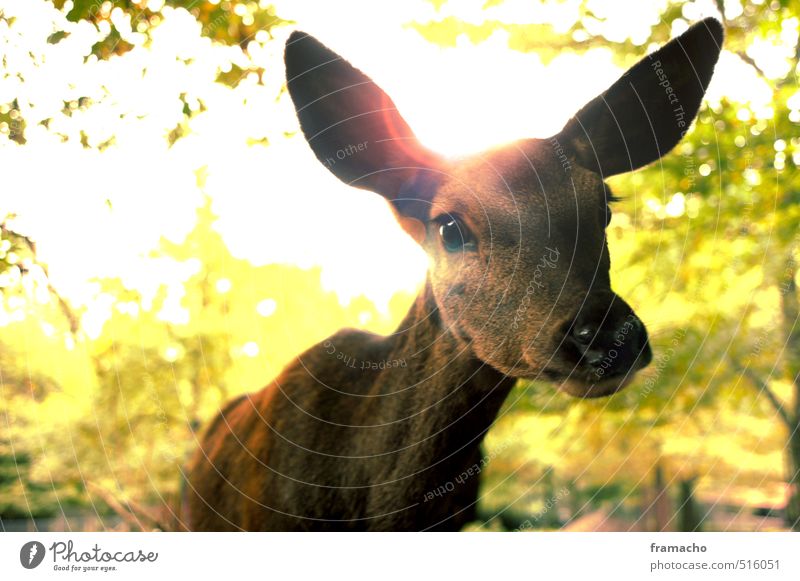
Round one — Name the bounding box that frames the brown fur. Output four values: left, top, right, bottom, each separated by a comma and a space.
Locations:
188, 284, 514, 530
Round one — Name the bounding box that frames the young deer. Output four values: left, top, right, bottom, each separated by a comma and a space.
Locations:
187, 19, 723, 531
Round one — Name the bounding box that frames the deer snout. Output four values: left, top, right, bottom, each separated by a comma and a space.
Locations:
565, 294, 653, 383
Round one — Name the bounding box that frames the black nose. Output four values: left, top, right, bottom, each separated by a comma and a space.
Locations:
566, 297, 651, 378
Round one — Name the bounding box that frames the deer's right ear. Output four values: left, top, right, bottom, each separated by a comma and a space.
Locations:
555, 18, 723, 177
284, 32, 442, 214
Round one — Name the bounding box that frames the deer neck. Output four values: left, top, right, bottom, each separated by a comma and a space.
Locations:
370, 277, 516, 459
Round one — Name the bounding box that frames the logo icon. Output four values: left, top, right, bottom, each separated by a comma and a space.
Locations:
20, 541, 46, 569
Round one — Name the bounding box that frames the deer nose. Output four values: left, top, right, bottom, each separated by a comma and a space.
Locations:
568, 325, 606, 368
567, 304, 652, 376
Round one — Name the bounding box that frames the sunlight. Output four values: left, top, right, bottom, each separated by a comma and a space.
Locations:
0, 0, 777, 328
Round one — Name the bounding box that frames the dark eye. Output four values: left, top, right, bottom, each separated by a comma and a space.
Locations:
438, 218, 476, 252
605, 205, 613, 227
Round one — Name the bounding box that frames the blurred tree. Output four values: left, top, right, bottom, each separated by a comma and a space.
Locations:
605, 1, 798, 530
0, 195, 414, 520
48, 0, 290, 59
0, 345, 65, 520
621, 1, 800, 530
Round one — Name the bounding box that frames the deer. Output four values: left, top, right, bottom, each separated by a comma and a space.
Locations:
186, 18, 723, 531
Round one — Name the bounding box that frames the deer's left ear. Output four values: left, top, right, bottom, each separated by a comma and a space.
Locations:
556, 18, 723, 177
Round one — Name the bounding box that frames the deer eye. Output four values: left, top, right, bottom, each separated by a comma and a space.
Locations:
438, 218, 476, 252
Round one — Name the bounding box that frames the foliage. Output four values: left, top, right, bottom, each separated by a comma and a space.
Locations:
0, 197, 413, 519
473, 0, 800, 530
48, 0, 291, 58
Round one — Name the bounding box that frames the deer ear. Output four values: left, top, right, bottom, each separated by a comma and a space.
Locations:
284, 32, 442, 213
556, 18, 723, 177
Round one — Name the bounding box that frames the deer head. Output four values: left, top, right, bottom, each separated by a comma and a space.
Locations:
284, 19, 723, 399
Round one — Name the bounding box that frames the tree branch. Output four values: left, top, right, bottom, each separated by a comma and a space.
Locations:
735, 50, 771, 82
736, 364, 793, 427
1, 222, 80, 335
780, 253, 800, 421
781, 263, 799, 340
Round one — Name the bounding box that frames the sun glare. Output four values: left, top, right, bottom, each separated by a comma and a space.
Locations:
0, 0, 774, 329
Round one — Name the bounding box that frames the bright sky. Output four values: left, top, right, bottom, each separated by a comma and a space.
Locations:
0, 0, 784, 333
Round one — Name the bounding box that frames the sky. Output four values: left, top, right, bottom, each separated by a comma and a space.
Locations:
0, 0, 783, 333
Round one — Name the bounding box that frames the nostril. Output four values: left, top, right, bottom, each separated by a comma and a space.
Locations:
573, 326, 595, 345
584, 349, 604, 368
